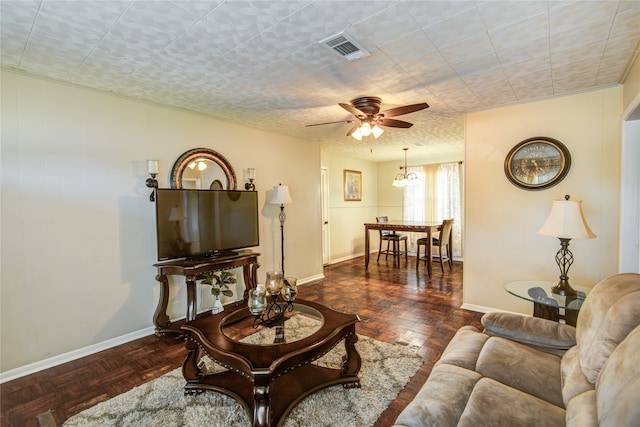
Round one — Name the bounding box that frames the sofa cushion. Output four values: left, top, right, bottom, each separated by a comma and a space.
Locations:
561, 346, 594, 405
482, 311, 576, 353
476, 336, 564, 407
576, 273, 640, 384
394, 364, 482, 427
595, 325, 640, 427
435, 326, 487, 371
565, 390, 598, 427
457, 377, 565, 427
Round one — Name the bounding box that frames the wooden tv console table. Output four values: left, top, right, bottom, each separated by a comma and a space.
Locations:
152, 251, 260, 336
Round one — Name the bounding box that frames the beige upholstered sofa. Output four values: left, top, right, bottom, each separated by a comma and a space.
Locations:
394, 273, 640, 427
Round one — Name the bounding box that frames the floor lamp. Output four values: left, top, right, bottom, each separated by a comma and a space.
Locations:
270, 184, 293, 275
537, 195, 596, 296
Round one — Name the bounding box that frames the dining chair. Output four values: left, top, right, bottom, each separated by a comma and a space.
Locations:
376, 216, 408, 267
416, 219, 454, 273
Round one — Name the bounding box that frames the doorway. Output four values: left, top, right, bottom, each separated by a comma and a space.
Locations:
321, 167, 330, 265
620, 101, 640, 272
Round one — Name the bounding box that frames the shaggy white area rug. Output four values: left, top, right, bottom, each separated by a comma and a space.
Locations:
64, 316, 423, 427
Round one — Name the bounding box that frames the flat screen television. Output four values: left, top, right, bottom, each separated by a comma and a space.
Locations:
155, 189, 259, 261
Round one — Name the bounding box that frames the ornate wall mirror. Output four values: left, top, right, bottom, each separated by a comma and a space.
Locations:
170, 148, 237, 190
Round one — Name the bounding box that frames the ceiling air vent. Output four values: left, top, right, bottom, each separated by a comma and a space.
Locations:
319, 32, 370, 61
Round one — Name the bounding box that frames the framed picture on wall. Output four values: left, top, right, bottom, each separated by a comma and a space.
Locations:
344, 169, 362, 201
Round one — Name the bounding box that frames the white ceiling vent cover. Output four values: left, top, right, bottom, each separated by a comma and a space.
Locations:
319, 32, 370, 61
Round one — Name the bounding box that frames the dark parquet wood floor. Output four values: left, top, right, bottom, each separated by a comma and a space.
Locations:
1, 256, 483, 427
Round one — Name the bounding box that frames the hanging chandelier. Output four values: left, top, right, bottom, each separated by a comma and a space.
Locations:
392, 148, 418, 187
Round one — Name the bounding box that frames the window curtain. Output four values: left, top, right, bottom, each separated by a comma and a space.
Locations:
437, 162, 463, 258
403, 162, 463, 259
402, 166, 425, 253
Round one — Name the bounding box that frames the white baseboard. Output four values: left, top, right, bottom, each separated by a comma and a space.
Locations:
328, 254, 363, 264
0, 326, 156, 384
298, 273, 325, 284
0, 273, 326, 384
461, 303, 527, 317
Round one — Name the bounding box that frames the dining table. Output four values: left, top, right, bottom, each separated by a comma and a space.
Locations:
364, 220, 444, 277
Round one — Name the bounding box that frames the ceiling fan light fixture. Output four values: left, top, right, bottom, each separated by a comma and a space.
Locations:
352, 127, 363, 140
360, 122, 371, 137
372, 124, 384, 138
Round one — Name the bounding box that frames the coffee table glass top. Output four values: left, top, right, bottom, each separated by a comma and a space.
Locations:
220, 303, 323, 345
504, 281, 591, 311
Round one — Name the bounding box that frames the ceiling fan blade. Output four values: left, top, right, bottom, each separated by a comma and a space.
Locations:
305, 119, 354, 127
378, 118, 414, 128
346, 124, 361, 136
380, 103, 429, 118
339, 103, 366, 118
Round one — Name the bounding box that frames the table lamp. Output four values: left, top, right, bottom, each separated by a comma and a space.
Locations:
270, 184, 293, 275
537, 195, 596, 296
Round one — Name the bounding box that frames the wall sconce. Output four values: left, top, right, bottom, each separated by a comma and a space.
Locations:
146, 159, 159, 202
245, 168, 256, 191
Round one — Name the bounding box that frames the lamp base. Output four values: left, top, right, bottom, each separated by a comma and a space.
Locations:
551, 238, 578, 297
551, 278, 578, 297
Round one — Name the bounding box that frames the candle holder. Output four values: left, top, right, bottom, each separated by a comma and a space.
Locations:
249, 273, 298, 329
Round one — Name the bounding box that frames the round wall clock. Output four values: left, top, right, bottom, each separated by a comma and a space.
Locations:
504, 137, 571, 190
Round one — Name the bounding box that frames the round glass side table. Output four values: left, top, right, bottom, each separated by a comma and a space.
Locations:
504, 281, 591, 326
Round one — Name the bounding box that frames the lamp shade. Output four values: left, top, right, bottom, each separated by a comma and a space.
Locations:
371, 125, 384, 138
270, 184, 293, 205
147, 159, 159, 174
168, 207, 183, 221
352, 127, 363, 141
537, 198, 596, 239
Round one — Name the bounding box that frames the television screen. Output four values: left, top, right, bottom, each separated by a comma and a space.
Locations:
155, 189, 259, 261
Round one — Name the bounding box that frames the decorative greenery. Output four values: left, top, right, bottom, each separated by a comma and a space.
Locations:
199, 271, 235, 298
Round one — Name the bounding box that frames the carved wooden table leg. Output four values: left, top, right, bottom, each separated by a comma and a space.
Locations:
182, 338, 205, 390
242, 261, 260, 301
252, 384, 271, 427
152, 274, 172, 335
341, 330, 362, 388
185, 275, 198, 322
533, 301, 560, 322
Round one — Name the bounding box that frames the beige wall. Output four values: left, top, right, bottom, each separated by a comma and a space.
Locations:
320, 149, 464, 264
376, 161, 404, 221
464, 87, 622, 314
1, 70, 323, 373
320, 150, 379, 262
622, 52, 640, 115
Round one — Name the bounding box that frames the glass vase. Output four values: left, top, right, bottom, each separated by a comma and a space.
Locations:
266, 271, 283, 296
248, 285, 267, 316
283, 277, 297, 302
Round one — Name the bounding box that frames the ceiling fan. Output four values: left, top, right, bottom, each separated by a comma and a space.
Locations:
306, 96, 429, 140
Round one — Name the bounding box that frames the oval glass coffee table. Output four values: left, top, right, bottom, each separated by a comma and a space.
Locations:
505, 281, 591, 326
181, 299, 361, 427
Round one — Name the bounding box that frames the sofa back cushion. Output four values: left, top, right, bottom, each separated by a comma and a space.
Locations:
595, 325, 640, 426
576, 273, 640, 384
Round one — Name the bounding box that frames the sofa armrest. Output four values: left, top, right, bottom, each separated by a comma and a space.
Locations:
482, 312, 576, 351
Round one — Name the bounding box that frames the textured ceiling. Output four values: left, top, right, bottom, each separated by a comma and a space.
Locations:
2, 1, 639, 162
